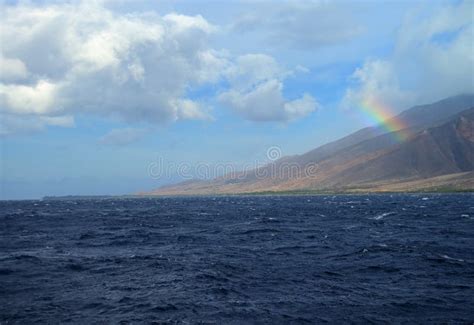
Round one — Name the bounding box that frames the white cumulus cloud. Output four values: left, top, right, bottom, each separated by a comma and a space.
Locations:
219, 54, 318, 122
0, 1, 224, 134
0, 56, 28, 82
343, 1, 474, 112
0, 1, 317, 135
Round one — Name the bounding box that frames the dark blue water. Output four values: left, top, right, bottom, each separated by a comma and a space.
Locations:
1, 194, 473, 323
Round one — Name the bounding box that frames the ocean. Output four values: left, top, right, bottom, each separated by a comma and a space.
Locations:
1, 194, 473, 323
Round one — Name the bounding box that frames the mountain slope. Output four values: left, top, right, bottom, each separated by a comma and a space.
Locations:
285, 94, 474, 168
318, 108, 474, 188
144, 96, 474, 195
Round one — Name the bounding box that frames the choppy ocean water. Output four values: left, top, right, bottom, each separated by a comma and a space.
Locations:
0, 194, 473, 323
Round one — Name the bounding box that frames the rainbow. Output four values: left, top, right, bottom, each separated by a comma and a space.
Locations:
358, 96, 411, 142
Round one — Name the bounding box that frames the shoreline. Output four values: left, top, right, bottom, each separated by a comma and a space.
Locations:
34, 189, 474, 201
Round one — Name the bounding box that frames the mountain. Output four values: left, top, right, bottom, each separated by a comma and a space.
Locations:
143, 95, 474, 195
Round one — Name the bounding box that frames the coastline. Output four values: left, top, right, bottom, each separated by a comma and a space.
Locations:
39, 188, 474, 201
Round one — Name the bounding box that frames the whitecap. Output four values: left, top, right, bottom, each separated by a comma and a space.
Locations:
440, 254, 464, 262
371, 212, 394, 220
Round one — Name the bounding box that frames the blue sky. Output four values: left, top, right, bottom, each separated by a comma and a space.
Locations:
0, 0, 472, 199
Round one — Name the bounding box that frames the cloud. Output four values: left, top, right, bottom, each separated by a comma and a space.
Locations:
232, 2, 364, 50
219, 79, 317, 122
0, 114, 74, 137
0, 80, 59, 115
342, 59, 416, 111
0, 1, 319, 135
219, 54, 318, 122
98, 127, 147, 146
0, 56, 28, 82
343, 1, 473, 111
0, 1, 224, 133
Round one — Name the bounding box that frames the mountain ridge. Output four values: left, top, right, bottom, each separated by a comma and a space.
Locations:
143, 95, 474, 195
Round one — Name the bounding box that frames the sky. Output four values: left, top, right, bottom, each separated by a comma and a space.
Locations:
0, 0, 473, 199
